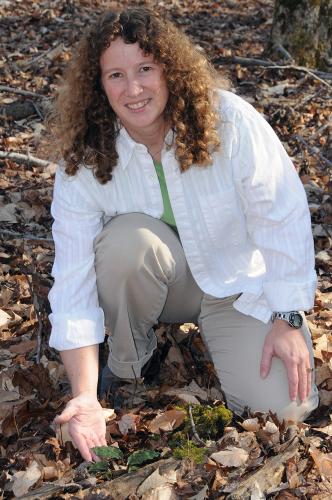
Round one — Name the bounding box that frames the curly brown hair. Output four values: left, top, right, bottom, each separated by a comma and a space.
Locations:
48, 7, 228, 184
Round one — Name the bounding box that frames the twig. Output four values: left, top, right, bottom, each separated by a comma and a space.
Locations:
0, 150, 52, 168
21, 43, 64, 69
0, 229, 53, 243
212, 55, 332, 85
294, 134, 332, 168
264, 64, 332, 90
188, 404, 206, 446
0, 85, 45, 99
274, 44, 293, 62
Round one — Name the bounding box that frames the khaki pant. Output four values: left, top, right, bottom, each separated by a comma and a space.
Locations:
94, 213, 319, 420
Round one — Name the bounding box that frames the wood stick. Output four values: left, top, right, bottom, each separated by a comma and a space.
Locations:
188, 404, 206, 446
213, 56, 332, 83
0, 229, 53, 243
294, 135, 332, 168
0, 85, 45, 99
0, 150, 52, 168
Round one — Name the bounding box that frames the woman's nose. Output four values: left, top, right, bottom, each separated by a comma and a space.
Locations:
126, 78, 143, 97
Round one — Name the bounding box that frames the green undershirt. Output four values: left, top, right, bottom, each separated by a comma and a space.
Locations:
153, 160, 177, 230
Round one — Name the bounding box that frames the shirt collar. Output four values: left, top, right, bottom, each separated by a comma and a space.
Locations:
116, 125, 175, 170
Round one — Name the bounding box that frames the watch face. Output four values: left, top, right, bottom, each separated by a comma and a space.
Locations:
289, 312, 303, 328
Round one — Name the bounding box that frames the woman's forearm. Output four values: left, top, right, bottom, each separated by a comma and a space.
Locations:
60, 344, 99, 397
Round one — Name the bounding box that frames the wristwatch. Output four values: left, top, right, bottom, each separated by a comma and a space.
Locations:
271, 311, 303, 329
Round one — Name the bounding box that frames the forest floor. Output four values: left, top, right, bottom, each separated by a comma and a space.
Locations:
0, 1, 331, 498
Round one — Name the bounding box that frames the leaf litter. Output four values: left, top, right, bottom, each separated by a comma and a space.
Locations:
0, 0, 332, 498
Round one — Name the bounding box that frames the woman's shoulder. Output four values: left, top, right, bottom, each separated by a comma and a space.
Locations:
54, 160, 106, 209
214, 88, 259, 121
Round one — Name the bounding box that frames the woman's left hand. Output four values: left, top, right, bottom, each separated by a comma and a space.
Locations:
260, 319, 312, 402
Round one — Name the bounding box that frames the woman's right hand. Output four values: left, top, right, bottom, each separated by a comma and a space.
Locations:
54, 391, 107, 461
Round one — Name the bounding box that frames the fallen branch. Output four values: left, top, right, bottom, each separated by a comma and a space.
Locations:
22, 459, 179, 499
294, 135, 332, 168
21, 43, 64, 69
213, 55, 332, 86
225, 440, 299, 499
0, 150, 52, 168
0, 229, 53, 243
0, 85, 45, 99
0, 99, 50, 120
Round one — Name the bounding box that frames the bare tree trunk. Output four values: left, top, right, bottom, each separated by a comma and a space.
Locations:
270, 0, 332, 70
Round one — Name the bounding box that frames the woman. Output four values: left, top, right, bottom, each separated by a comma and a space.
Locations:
48, 7, 319, 462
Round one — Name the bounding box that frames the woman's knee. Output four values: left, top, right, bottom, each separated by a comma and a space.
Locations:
94, 215, 176, 292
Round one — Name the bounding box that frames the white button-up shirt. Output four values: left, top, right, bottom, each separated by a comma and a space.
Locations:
48, 90, 317, 351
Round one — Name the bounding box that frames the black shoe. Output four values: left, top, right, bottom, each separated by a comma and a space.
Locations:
98, 365, 130, 410
98, 348, 164, 408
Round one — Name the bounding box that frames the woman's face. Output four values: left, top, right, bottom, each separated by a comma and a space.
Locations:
100, 38, 169, 138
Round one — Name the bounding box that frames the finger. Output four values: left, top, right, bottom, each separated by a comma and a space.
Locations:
306, 366, 313, 399
72, 433, 93, 462
260, 341, 273, 379
285, 362, 299, 401
298, 362, 308, 402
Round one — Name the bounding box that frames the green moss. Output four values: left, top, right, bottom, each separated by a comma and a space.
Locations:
174, 404, 232, 441
173, 441, 209, 464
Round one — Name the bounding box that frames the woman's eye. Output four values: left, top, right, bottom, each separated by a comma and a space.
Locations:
141, 66, 152, 72
109, 72, 121, 79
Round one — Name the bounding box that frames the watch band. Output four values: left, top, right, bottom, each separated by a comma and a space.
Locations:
272, 312, 290, 322
271, 311, 303, 329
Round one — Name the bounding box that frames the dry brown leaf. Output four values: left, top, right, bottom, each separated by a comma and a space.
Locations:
189, 484, 209, 499
319, 389, 332, 407
9, 339, 37, 355
315, 364, 332, 386
241, 418, 260, 432
0, 309, 22, 330
210, 446, 249, 467
313, 424, 332, 436
164, 380, 208, 404
118, 413, 137, 435
314, 334, 329, 361
310, 446, 332, 479
148, 409, 186, 434
136, 465, 178, 497
11, 460, 42, 497
143, 483, 178, 500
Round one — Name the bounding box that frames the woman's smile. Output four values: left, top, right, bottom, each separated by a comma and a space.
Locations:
126, 98, 151, 111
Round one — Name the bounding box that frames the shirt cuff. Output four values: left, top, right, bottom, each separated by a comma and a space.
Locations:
49, 307, 105, 351
263, 275, 317, 312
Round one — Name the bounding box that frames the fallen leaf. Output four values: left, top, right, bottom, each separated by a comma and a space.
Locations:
319, 389, 332, 407
148, 409, 186, 434
241, 418, 260, 432
11, 460, 42, 497
189, 484, 209, 499
310, 446, 332, 478
313, 424, 332, 436
0, 309, 22, 330
118, 413, 137, 435
9, 339, 37, 355
210, 446, 249, 467
93, 445, 123, 459
137, 465, 177, 496
315, 363, 332, 386
127, 450, 160, 468
143, 483, 178, 500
